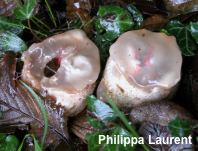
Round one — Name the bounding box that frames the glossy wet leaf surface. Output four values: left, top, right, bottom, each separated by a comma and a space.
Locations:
0, 134, 19, 151
164, 20, 198, 56
0, 17, 24, 36
191, 22, 198, 43
168, 115, 194, 138
13, 0, 36, 20
94, 5, 134, 41
92, 35, 111, 68
86, 94, 117, 129
85, 125, 137, 151
125, 4, 143, 30
0, 30, 27, 57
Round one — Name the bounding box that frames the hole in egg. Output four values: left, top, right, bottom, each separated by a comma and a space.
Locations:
44, 58, 61, 77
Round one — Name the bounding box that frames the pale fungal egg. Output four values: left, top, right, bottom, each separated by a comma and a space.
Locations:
21, 29, 100, 116
97, 29, 182, 108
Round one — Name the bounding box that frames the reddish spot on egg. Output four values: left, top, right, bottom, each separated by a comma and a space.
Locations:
86, 43, 89, 45
144, 55, 151, 67
54, 57, 62, 66
144, 47, 153, 67
130, 64, 142, 76
135, 53, 139, 60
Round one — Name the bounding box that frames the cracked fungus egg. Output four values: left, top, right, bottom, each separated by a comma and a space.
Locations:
21, 29, 100, 116
97, 29, 182, 108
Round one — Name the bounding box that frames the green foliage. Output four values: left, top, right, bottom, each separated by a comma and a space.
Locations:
125, 4, 143, 29
92, 4, 142, 69
20, 80, 48, 150
86, 94, 117, 129
17, 134, 42, 151
0, 17, 24, 36
104, 94, 150, 151
94, 5, 134, 41
164, 20, 198, 56
44, 0, 57, 27
160, 29, 171, 36
0, 134, 19, 151
70, 18, 82, 29
85, 125, 137, 151
92, 35, 111, 62
191, 22, 198, 43
168, 115, 195, 138
0, 30, 27, 57
86, 94, 151, 151
13, 0, 36, 20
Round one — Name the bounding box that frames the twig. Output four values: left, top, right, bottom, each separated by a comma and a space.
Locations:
27, 19, 42, 42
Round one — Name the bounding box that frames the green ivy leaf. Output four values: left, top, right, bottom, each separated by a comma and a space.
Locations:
13, 0, 36, 20
0, 134, 19, 151
0, 134, 6, 142
0, 17, 24, 36
168, 115, 194, 138
87, 116, 106, 129
191, 22, 198, 43
92, 35, 111, 62
86, 94, 118, 129
95, 5, 134, 41
85, 125, 137, 151
165, 20, 197, 56
125, 4, 143, 29
0, 30, 27, 57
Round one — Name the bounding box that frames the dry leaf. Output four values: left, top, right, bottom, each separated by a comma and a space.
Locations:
139, 14, 169, 31
0, 0, 21, 16
65, 0, 93, 37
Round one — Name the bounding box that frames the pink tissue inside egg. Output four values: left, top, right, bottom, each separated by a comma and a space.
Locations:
110, 29, 182, 89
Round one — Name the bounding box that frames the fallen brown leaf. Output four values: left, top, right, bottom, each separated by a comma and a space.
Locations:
0, 52, 69, 150
139, 14, 169, 31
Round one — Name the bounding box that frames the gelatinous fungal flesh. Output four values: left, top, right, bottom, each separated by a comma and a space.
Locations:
97, 29, 182, 108
21, 29, 100, 116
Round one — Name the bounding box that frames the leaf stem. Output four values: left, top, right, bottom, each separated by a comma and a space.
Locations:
44, 0, 57, 27
104, 93, 151, 151
0, 20, 47, 37
19, 80, 48, 150
28, 19, 42, 41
